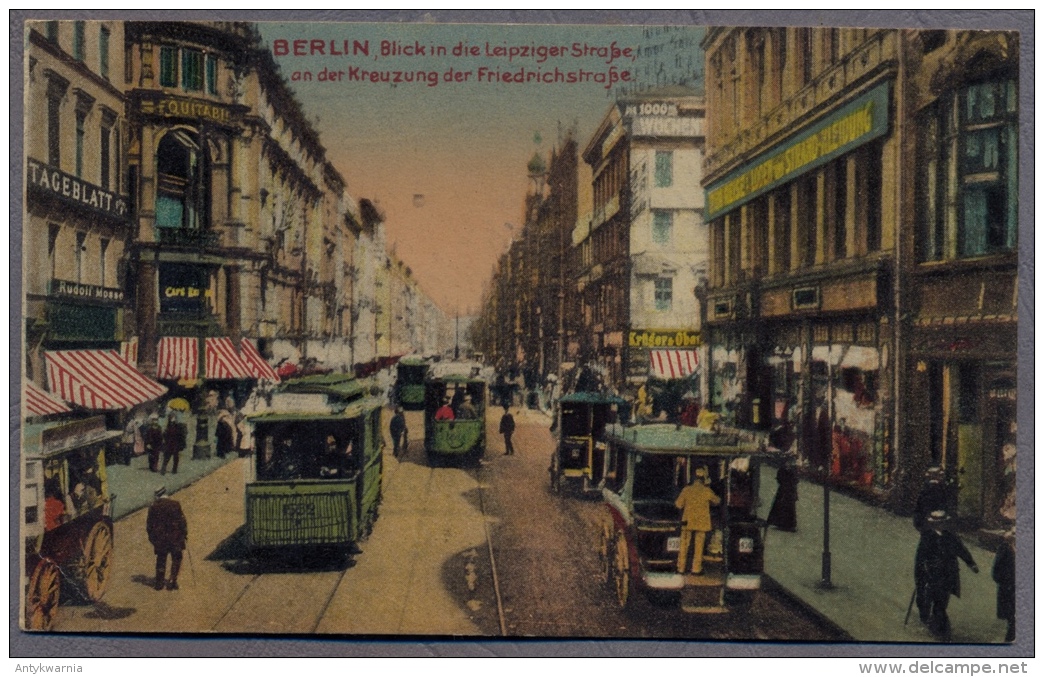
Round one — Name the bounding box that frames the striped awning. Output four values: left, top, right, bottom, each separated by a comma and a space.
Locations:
240, 338, 281, 382
25, 379, 72, 416
205, 337, 254, 379
119, 336, 139, 367
157, 336, 199, 380
649, 349, 699, 380
45, 349, 167, 410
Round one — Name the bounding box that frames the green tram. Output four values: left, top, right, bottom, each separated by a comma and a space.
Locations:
247, 374, 384, 555
394, 357, 428, 410
423, 371, 487, 466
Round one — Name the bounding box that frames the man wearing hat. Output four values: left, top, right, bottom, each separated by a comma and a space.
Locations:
389, 406, 408, 458
914, 510, 979, 641
914, 466, 950, 531
146, 486, 188, 591
144, 413, 164, 473
457, 394, 478, 420
674, 467, 721, 575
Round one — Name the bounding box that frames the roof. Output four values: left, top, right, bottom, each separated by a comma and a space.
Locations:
605, 423, 765, 457
249, 396, 384, 424
278, 373, 369, 400
559, 392, 630, 406
398, 357, 429, 367
23, 417, 123, 459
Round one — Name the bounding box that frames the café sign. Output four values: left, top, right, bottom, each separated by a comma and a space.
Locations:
628, 329, 701, 348
27, 158, 129, 221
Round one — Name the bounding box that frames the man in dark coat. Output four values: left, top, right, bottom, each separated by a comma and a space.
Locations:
499, 407, 516, 456
914, 466, 949, 531
162, 415, 187, 475
215, 411, 236, 459
146, 486, 188, 590
144, 414, 164, 473
390, 407, 407, 458
767, 456, 799, 532
914, 510, 979, 641
992, 528, 1016, 642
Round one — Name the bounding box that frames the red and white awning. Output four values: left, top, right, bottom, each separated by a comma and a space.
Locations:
205, 337, 254, 379
649, 349, 699, 380
119, 336, 139, 367
25, 379, 72, 416
240, 338, 281, 382
45, 349, 167, 410
157, 336, 199, 380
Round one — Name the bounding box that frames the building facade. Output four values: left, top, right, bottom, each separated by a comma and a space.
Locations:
578, 88, 707, 394
701, 27, 1018, 526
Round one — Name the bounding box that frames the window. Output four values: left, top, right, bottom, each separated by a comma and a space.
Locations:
799, 27, 813, 85
654, 150, 673, 188
654, 277, 673, 311
47, 91, 61, 167
100, 238, 110, 288
206, 54, 218, 94
652, 210, 672, 245
159, 46, 178, 87
46, 21, 58, 43
917, 79, 1017, 261
75, 232, 86, 283
73, 21, 85, 62
99, 27, 110, 80
48, 224, 60, 280
182, 48, 204, 91
75, 111, 85, 178
100, 125, 111, 189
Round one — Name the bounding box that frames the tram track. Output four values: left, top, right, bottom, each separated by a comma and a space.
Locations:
473, 460, 508, 636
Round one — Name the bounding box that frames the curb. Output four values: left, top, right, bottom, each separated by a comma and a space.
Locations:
761, 575, 855, 641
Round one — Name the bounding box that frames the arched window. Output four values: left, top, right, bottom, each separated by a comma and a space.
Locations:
155, 130, 210, 230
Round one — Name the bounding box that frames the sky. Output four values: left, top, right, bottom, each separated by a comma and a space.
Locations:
258, 22, 705, 315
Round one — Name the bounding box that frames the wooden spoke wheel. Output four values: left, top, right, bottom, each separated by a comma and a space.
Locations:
26, 559, 60, 631
613, 532, 631, 609
80, 522, 113, 603
597, 525, 613, 584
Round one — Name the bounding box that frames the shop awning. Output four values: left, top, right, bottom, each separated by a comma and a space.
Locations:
240, 338, 280, 382
649, 349, 699, 380
205, 337, 254, 379
119, 336, 138, 367
157, 336, 199, 380
157, 337, 256, 380
25, 379, 72, 416
45, 349, 167, 410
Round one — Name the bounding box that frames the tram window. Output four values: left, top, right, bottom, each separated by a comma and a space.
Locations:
633, 454, 682, 501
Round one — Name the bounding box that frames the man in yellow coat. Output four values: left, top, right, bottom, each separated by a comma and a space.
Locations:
675, 467, 721, 574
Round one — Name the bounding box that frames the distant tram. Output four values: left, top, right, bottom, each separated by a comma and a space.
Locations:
247, 374, 384, 555
423, 364, 487, 466
394, 357, 429, 410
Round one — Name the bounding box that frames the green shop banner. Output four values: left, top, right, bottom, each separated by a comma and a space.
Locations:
705, 81, 891, 221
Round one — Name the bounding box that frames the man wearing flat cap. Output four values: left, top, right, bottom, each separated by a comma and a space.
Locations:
146, 486, 188, 591
914, 510, 978, 641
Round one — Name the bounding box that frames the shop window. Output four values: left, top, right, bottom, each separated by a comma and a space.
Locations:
654, 150, 673, 187
957, 363, 980, 424
772, 187, 791, 274
159, 46, 178, 87
839, 367, 877, 407
652, 210, 672, 245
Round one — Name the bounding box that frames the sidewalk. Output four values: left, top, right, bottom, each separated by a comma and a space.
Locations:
104, 439, 243, 521
758, 466, 1009, 644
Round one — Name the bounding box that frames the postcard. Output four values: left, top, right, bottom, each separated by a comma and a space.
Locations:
14, 10, 1029, 658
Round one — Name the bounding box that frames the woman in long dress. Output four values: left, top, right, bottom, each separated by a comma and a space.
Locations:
767, 457, 799, 532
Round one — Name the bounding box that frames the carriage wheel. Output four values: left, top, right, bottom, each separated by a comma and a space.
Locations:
26, 560, 60, 630
597, 524, 613, 584
613, 532, 631, 609
80, 522, 113, 602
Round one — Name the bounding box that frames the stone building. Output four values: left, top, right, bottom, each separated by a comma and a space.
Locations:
700, 27, 1018, 525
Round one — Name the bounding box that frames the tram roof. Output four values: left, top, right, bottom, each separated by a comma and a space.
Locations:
23, 416, 122, 459
278, 373, 369, 400
249, 396, 384, 424
398, 357, 428, 367
559, 391, 630, 406
605, 423, 767, 457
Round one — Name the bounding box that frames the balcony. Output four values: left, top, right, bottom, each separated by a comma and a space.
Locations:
157, 227, 221, 249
